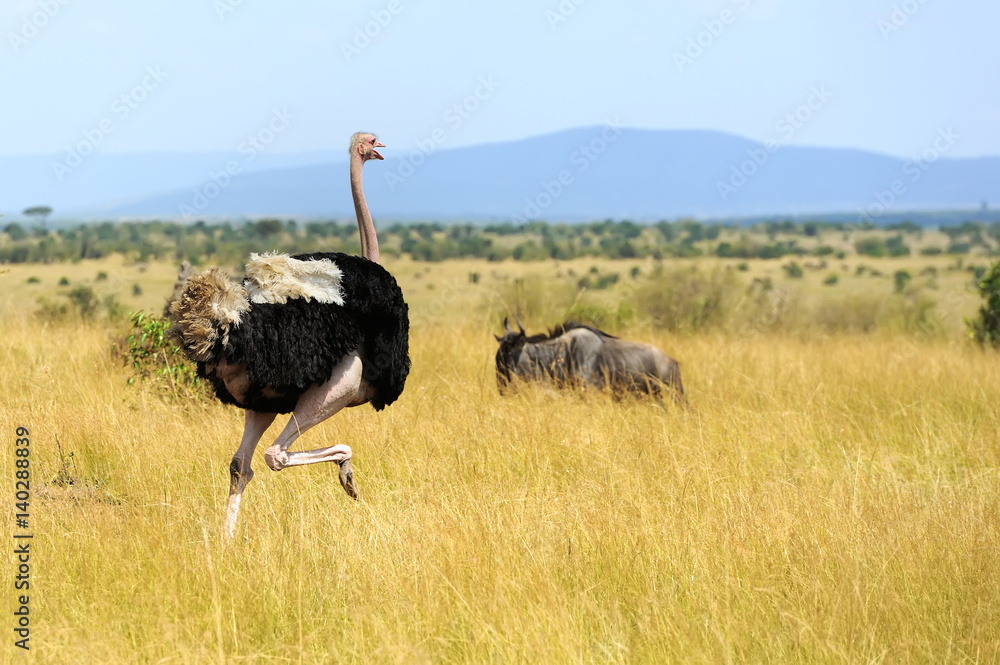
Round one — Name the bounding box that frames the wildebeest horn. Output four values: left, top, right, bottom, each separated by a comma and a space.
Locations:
515, 317, 525, 334
504, 316, 514, 334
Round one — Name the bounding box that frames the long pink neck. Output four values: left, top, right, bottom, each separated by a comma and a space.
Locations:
350, 152, 379, 264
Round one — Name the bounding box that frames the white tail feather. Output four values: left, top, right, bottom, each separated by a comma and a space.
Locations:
244, 253, 345, 305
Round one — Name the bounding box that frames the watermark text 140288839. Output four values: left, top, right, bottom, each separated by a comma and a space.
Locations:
14, 426, 31, 651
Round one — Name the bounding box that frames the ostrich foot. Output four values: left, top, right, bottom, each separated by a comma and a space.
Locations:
261, 441, 356, 498
339, 459, 358, 500
224, 493, 242, 540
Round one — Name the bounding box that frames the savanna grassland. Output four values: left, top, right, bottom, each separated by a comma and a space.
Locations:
1, 244, 999, 664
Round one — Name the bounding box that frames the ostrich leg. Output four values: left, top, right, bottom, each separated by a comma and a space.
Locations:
225, 410, 276, 539
262, 352, 368, 498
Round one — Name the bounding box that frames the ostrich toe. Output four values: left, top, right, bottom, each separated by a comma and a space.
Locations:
339, 459, 358, 500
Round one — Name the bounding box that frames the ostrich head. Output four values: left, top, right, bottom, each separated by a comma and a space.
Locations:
350, 132, 385, 162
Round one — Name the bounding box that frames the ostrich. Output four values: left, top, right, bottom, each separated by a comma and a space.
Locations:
169, 132, 409, 539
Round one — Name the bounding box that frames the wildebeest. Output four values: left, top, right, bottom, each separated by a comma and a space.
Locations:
494, 319, 685, 403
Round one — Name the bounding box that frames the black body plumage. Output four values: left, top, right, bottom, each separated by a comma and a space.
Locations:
198, 252, 409, 414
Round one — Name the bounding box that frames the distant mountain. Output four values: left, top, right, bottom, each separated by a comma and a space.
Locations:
0, 151, 337, 218
2, 128, 998, 222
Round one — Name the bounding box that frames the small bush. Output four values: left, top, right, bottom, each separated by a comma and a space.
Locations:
855, 237, 886, 257
26, 276, 40, 284
34, 298, 70, 322
114, 311, 207, 400
783, 262, 804, 278
67, 286, 100, 319
894, 270, 912, 293
495, 274, 581, 326
823, 274, 839, 286
578, 272, 619, 290
634, 265, 741, 333
565, 301, 635, 331
36, 285, 126, 322
103, 294, 125, 319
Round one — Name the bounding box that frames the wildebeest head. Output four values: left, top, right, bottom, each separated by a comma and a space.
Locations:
494, 317, 527, 393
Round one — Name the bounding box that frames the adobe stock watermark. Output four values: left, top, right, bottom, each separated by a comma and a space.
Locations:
50, 66, 168, 182
384, 75, 501, 192
178, 108, 295, 218
878, 0, 931, 39
214, 0, 246, 21
673, 0, 753, 73
717, 84, 833, 202
341, 0, 403, 63
856, 127, 959, 226
546, 0, 587, 31
8, 0, 72, 53
511, 119, 624, 223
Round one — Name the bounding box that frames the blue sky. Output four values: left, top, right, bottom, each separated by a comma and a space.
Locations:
2, 0, 997, 159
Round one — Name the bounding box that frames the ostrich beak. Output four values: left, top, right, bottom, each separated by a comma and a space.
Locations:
373, 141, 385, 160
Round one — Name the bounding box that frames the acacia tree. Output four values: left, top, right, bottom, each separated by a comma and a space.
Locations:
968, 260, 1000, 348
22, 205, 52, 228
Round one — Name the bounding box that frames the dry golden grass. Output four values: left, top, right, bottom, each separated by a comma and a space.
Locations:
1, 257, 999, 663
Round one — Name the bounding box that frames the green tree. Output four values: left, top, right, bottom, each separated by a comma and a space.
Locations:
886, 235, 911, 257
4, 223, 26, 241
254, 219, 284, 238
968, 261, 1000, 348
